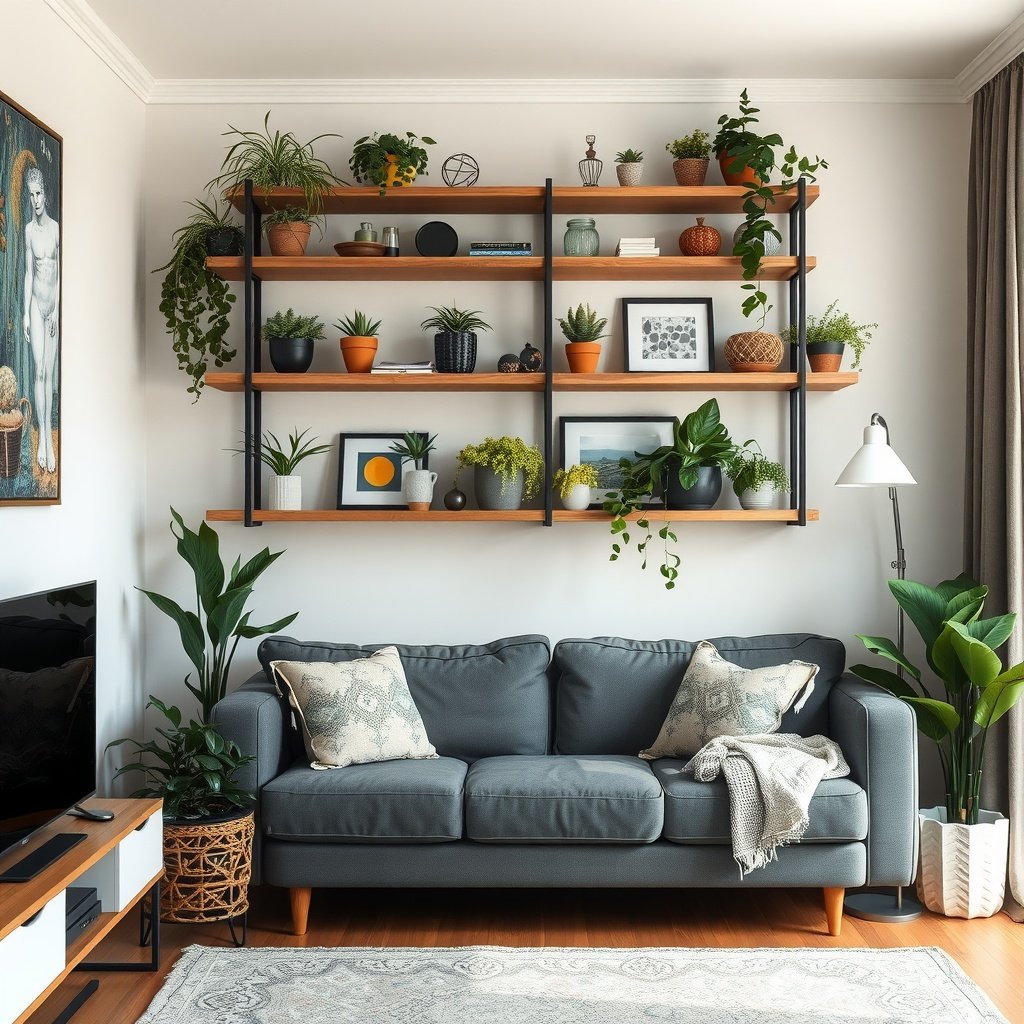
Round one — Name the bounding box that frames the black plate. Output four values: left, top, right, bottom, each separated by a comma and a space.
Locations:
415, 221, 459, 257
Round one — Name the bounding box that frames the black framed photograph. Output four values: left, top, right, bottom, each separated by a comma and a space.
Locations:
622, 297, 714, 372
560, 416, 675, 508
0, 92, 63, 506
336, 433, 428, 509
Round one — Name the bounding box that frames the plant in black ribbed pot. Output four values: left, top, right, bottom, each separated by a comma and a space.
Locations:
421, 304, 492, 374
263, 308, 326, 373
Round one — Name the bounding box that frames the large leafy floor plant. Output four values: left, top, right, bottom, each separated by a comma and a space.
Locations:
851, 574, 1024, 824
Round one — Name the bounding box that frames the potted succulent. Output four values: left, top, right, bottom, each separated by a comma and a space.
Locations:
455, 436, 544, 511
665, 129, 712, 186
154, 198, 241, 401
781, 300, 877, 372
727, 443, 789, 510
614, 149, 644, 187
604, 399, 737, 590
349, 132, 437, 196
232, 427, 332, 511
553, 463, 599, 511
389, 431, 438, 510
334, 310, 382, 373
421, 304, 492, 374
108, 509, 298, 930
263, 308, 325, 373
263, 206, 321, 257
559, 302, 608, 374
852, 574, 1024, 918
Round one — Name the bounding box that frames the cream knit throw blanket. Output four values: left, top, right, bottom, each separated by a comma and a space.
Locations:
684, 733, 850, 877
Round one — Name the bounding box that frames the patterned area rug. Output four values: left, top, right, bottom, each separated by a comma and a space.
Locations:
137, 945, 1006, 1024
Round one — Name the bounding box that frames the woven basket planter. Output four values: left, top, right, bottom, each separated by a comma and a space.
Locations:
672, 158, 709, 186
724, 331, 783, 372
161, 807, 254, 924
0, 398, 31, 478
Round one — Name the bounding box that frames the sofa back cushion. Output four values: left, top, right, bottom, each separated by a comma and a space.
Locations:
553, 634, 845, 755
259, 634, 552, 761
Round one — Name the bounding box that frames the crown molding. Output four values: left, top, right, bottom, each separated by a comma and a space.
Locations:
145, 76, 966, 105
957, 12, 1024, 98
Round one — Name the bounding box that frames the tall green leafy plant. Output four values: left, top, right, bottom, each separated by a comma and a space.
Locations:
141, 509, 299, 722
851, 574, 1024, 824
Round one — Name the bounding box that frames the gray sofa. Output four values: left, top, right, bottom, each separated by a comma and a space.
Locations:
214, 632, 918, 937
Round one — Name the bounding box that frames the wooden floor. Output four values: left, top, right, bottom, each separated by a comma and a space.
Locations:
30, 886, 1024, 1024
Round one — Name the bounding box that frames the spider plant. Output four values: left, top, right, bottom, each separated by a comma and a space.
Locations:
420, 305, 492, 334
231, 428, 332, 477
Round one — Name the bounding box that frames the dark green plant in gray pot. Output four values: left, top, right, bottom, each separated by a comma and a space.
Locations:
455, 436, 543, 510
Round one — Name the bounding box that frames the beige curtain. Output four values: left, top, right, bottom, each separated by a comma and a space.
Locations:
965, 53, 1024, 919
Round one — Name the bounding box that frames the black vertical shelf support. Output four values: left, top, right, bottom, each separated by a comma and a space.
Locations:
787, 177, 808, 526
242, 179, 263, 528
542, 178, 554, 527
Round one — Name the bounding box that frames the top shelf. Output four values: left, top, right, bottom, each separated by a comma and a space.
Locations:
225, 184, 820, 217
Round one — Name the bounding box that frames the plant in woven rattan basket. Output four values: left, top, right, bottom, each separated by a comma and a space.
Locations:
553, 463, 599, 499
455, 436, 544, 499
780, 300, 878, 370
665, 130, 711, 160
154, 198, 239, 402
107, 696, 254, 819
558, 303, 608, 343
726, 442, 789, 498
714, 88, 827, 328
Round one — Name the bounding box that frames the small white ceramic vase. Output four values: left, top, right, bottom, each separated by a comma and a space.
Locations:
269, 475, 301, 511
560, 484, 593, 510
739, 484, 777, 510
403, 469, 438, 511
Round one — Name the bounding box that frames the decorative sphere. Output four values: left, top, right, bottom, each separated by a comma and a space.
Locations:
442, 153, 480, 188
443, 487, 467, 511
498, 354, 522, 373
519, 342, 543, 372
732, 223, 781, 256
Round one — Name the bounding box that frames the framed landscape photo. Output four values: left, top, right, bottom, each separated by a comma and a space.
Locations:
560, 416, 675, 509
337, 432, 428, 509
622, 297, 714, 372
0, 92, 63, 506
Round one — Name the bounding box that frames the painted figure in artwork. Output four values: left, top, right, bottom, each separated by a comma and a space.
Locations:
22, 164, 58, 473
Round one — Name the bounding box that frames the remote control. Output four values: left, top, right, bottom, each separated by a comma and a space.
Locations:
67, 805, 115, 822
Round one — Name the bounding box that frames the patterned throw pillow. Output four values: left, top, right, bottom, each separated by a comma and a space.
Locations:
639, 641, 819, 759
270, 647, 438, 770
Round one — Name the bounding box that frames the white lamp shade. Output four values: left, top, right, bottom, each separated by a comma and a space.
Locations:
836, 424, 916, 487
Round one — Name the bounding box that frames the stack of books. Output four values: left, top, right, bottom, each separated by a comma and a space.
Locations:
616, 236, 660, 257
370, 360, 435, 375
469, 241, 533, 256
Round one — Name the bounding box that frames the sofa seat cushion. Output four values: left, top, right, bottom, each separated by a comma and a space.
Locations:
262, 757, 467, 843
652, 759, 868, 844
465, 755, 664, 843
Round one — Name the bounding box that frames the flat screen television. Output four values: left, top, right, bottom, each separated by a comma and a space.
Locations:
0, 581, 97, 862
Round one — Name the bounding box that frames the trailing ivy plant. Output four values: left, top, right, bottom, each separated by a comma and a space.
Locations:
154, 198, 239, 402
714, 88, 827, 328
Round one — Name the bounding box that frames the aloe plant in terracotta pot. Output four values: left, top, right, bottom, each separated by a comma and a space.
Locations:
559, 303, 608, 373
334, 310, 382, 373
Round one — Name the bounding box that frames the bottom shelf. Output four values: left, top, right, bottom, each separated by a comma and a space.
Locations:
206, 508, 819, 523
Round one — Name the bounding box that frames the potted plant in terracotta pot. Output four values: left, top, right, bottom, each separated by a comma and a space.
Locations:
553, 463, 599, 510
263, 206, 322, 257
232, 427, 332, 511
781, 300, 877, 372
726, 443, 789, 510
614, 149, 644, 187
559, 302, 608, 373
349, 131, 437, 196
334, 310, 382, 373
388, 431, 438, 510
455, 436, 544, 511
665, 130, 711, 186
263, 308, 325, 373
421, 304, 491, 374
852, 574, 1024, 918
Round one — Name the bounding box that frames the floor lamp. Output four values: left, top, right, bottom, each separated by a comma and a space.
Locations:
835, 412, 923, 922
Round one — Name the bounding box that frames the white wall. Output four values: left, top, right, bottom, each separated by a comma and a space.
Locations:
143, 99, 970, 802
2, 0, 148, 785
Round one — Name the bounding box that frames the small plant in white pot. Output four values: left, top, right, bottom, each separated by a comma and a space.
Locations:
727, 444, 789, 510
852, 575, 1024, 918
234, 427, 331, 510
614, 148, 644, 187
389, 431, 438, 510
553, 463, 599, 510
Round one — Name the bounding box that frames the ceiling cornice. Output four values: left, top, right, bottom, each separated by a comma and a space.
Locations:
44, 0, 153, 102
957, 11, 1024, 98
146, 77, 966, 105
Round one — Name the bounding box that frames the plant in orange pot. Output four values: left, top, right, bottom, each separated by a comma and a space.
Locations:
781, 300, 877, 373
264, 206, 321, 257
349, 132, 437, 197
335, 310, 382, 373
559, 303, 608, 373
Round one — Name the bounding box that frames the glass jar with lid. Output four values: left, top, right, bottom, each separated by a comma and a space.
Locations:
563, 218, 599, 257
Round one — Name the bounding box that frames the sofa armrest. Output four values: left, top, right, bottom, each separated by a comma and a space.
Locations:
829, 674, 919, 887
212, 672, 293, 884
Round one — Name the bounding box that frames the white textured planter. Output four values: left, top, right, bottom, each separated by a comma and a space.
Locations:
739, 484, 778, 510
402, 469, 437, 511
916, 807, 1009, 918
269, 475, 301, 511
560, 484, 593, 510
616, 163, 643, 187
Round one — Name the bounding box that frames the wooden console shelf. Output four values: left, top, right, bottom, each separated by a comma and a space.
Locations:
206, 509, 545, 523
555, 508, 820, 523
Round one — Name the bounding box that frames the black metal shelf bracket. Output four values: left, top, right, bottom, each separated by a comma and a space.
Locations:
543, 178, 554, 527
787, 176, 808, 526
242, 180, 263, 528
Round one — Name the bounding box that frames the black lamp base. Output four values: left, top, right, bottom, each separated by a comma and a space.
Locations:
844, 887, 923, 923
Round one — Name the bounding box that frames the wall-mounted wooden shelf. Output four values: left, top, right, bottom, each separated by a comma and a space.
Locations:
554, 256, 813, 281
552, 185, 819, 215
555, 508, 820, 523
205, 509, 546, 522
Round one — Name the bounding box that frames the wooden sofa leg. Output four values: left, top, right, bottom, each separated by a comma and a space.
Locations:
290, 887, 312, 935
823, 887, 844, 937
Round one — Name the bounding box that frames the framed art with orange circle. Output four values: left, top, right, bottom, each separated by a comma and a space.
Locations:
337, 432, 429, 509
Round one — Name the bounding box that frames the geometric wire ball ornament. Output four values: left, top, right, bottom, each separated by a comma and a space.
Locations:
442, 153, 480, 187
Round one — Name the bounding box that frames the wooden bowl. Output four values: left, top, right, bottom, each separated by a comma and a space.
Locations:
333, 241, 388, 257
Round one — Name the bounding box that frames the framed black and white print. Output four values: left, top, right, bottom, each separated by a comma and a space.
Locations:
622, 297, 714, 372
560, 416, 675, 508
337, 432, 428, 509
